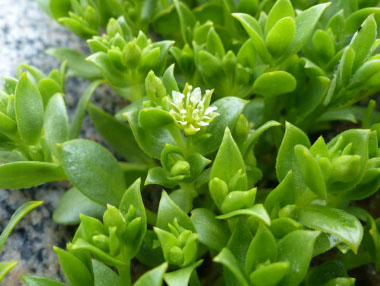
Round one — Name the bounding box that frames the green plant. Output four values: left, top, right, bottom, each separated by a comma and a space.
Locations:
1, 0, 380, 285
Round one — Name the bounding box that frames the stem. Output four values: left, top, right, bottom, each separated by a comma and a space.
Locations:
117, 260, 132, 286
168, 125, 186, 152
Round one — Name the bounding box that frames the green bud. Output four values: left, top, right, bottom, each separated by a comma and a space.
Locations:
223, 51, 236, 78
28, 146, 45, 161
221, 190, 255, 213
177, 230, 192, 247
331, 155, 361, 183
170, 160, 191, 177
145, 71, 167, 103
108, 227, 121, 256
140, 47, 161, 70
92, 234, 110, 252
234, 114, 249, 145
103, 205, 126, 234
135, 31, 149, 49
123, 42, 141, 69
124, 205, 136, 222
106, 18, 123, 38
209, 177, 229, 207
181, 44, 194, 72
125, 217, 142, 241
84, 6, 98, 29
168, 246, 184, 266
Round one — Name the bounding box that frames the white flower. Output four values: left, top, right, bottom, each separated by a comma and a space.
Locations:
168, 85, 219, 135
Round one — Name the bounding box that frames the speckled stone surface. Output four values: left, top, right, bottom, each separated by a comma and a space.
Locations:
0, 1, 118, 285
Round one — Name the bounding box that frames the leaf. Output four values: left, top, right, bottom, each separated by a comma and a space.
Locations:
0, 162, 65, 189
134, 263, 168, 286
49, 0, 71, 19
119, 178, 147, 258
38, 78, 62, 107
44, 93, 69, 160
265, 171, 295, 214
245, 224, 277, 275
92, 260, 120, 286
46, 48, 102, 80
276, 122, 310, 182
21, 275, 65, 286
145, 167, 177, 188
294, 145, 327, 199
253, 71, 296, 97
266, 17, 296, 57
157, 191, 195, 232
194, 97, 246, 155
174, 0, 196, 44
284, 3, 330, 57
211, 128, 246, 188
70, 80, 104, 139
277, 230, 320, 286
162, 64, 179, 94
61, 139, 126, 206
249, 262, 289, 286
232, 13, 270, 62
15, 73, 44, 145
164, 260, 203, 286
53, 247, 94, 285
216, 204, 270, 226
214, 248, 250, 286
228, 219, 254, 270
296, 205, 363, 253
138, 108, 174, 129
125, 109, 176, 159
265, 0, 294, 35
190, 208, 229, 251
0, 261, 17, 283
53, 188, 106, 225
88, 104, 154, 165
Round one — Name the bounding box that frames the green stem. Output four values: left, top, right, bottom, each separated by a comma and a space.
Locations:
168, 125, 186, 152
117, 260, 132, 286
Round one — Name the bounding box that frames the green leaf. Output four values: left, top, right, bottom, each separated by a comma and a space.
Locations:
190, 208, 229, 251
157, 191, 195, 232
276, 122, 310, 182
53, 188, 106, 225
253, 71, 296, 97
46, 48, 102, 80
0, 261, 17, 283
0, 162, 65, 189
162, 64, 179, 94
245, 224, 277, 275
350, 15, 377, 72
15, 73, 44, 145
44, 93, 69, 160
145, 167, 177, 188
93, 259, 120, 286
21, 275, 65, 286
61, 139, 126, 206
296, 205, 363, 253
214, 248, 250, 286
211, 128, 246, 188
285, 3, 331, 57
164, 260, 203, 286
277, 230, 320, 286
119, 178, 147, 258
265, 0, 294, 35
194, 97, 246, 155
125, 109, 176, 159
265, 171, 295, 214
232, 13, 270, 62
294, 145, 327, 199
70, 80, 104, 139
134, 263, 168, 286
249, 262, 289, 286
49, 0, 71, 19
174, 0, 196, 44
38, 78, 62, 107
88, 104, 154, 165
266, 17, 296, 57
54, 247, 94, 285
138, 108, 174, 129
216, 204, 270, 226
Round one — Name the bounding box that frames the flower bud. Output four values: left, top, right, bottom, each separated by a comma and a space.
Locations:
209, 177, 229, 207
331, 155, 361, 183
103, 205, 126, 235
234, 114, 249, 145
170, 160, 191, 177
106, 18, 123, 38
145, 71, 167, 103
123, 42, 141, 69
168, 246, 185, 266
221, 190, 256, 213
92, 234, 110, 252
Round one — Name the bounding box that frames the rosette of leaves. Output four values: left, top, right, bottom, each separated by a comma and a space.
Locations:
86, 17, 173, 100
0, 64, 68, 189
39, 0, 159, 38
